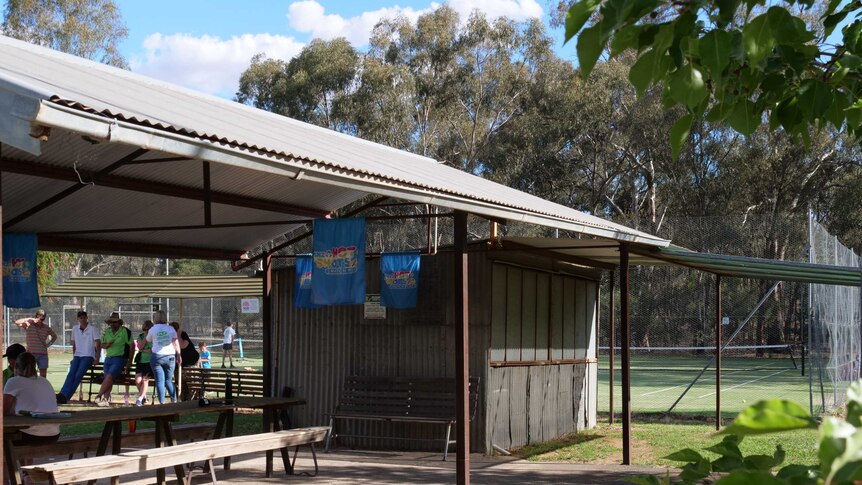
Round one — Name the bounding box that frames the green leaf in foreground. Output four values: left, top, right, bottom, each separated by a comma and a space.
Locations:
722, 399, 817, 436
715, 469, 786, 484
577, 23, 604, 78
664, 447, 703, 462
670, 113, 693, 160
727, 100, 761, 136
565, 0, 601, 43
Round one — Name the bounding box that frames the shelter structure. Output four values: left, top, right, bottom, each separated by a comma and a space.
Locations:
0, 35, 666, 482
1, 34, 860, 480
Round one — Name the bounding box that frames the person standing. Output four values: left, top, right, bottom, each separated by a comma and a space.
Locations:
146, 311, 182, 404
94, 312, 132, 406
221, 322, 236, 368
199, 343, 211, 369
15, 309, 57, 377
56, 311, 100, 404
134, 320, 154, 406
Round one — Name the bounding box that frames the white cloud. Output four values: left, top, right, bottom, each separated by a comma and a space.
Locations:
130, 33, 304, 96
286, 0, 543, 46
448, 0, 543, 21
287, 1, 431, 46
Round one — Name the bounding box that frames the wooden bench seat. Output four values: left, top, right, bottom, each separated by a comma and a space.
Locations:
183, 368, 264, 400
79, 362, 136, 402
325, 376, 479, 460
15, 423, 214, 460
23, 427, 330, 485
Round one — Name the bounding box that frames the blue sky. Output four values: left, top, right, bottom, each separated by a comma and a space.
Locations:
106, 0, 559, 98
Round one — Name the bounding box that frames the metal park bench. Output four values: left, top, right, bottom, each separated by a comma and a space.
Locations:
325, 376, 480, 460
22, 427, 331, 485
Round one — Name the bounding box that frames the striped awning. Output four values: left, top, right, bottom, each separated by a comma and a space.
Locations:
43, 275, 263, 298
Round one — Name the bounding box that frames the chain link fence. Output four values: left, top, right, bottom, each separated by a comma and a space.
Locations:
599, 214, 816, 420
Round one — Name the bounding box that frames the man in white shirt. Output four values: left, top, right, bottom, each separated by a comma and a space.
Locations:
56, 310, 100, 403
221, 322, 237, 368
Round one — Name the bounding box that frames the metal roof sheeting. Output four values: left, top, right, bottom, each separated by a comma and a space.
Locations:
43, 275, 263, 298
0, 35, 669, 250
501, 237, 862, 286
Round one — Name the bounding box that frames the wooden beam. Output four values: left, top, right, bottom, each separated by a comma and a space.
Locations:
3, 149, 148, 229
0, 157, 330, 219
37, 235, 244, 260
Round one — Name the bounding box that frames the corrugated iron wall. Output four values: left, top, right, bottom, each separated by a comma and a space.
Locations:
273, 251, 490, 452
272, 251, 598, 454
486, 262, 598, 451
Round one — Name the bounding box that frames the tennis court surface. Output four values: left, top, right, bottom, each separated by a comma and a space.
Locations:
598, 348, 809, 418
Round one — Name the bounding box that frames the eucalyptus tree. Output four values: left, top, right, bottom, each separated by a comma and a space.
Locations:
3, 0, 128, 67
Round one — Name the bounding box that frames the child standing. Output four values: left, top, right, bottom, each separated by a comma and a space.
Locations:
199, 343, 211, 369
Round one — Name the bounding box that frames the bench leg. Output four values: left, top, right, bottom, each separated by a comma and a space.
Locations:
290, 443, 320, 477
4, 436, 22, 485
324, 417, 334, 452
443, 422, 452, 461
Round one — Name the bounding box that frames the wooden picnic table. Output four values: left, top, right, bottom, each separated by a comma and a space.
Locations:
3, 396, 305, 485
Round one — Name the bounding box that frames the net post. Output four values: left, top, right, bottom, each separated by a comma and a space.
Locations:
715, 275, 722, 431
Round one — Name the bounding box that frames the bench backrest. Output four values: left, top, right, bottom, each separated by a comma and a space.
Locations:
183, 367, 264, 397
336, 376, 480, 420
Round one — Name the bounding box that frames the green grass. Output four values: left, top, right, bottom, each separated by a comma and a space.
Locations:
598, 354, 811, 416
514, 422, 818, 468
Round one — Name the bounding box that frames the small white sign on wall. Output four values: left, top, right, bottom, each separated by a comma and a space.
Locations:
364, 294, 386, 320
241, 298, 260, 313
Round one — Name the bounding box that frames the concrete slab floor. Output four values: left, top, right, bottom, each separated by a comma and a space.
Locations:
90, 449, 674, 485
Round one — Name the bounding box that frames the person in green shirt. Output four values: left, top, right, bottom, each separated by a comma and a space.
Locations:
2, 343, 26, 388
94, 312, 133, 406
133, 320, 154, 406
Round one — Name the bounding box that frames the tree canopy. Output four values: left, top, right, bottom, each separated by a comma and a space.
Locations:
564, 0, 862, 157
3, 0, 128, 67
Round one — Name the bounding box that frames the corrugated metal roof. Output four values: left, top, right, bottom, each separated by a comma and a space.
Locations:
0, 34, 669, 253
43, 275, 263, 298
503, 237, 862, 286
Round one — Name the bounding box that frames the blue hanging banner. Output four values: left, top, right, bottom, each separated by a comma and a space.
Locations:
294, 255, 322, 309
311, 218, 366, 305
2, 233, 40, 308
380, 252, 420, 309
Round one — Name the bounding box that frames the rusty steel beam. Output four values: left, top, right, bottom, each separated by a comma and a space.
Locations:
3, 148, 149, 229
230, 196, 389, 271
620, 243, 631, 465
0, 157, 329, 219
38, 234, 244, 260
453, 210, 470, 485
500, 239, 617, 270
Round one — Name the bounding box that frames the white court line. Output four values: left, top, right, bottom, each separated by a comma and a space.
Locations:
694, 369, 790, 399
635, 364, 788, 398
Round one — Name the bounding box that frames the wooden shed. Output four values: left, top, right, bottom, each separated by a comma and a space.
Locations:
273, 243, 599, 453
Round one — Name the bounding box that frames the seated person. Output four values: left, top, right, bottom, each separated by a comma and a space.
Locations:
4, 352, 60, 445
3, 343, 26, 388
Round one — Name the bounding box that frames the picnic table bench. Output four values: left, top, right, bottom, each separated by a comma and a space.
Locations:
183, 367, 264, 399
22, 427, 330, 485
13, 422, 214, 461
325, 376, 479, 460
